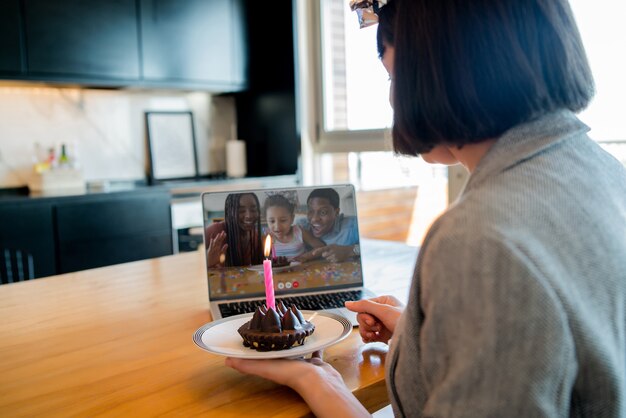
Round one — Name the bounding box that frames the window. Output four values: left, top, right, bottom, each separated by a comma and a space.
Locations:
320, 0, 392, 132
305, 0, 626, 170
316, 0, 626, 142
570, 0, 626, 142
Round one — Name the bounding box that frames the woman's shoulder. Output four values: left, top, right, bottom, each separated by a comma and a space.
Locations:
424, 199, 487, 241
419, 200, 515, 272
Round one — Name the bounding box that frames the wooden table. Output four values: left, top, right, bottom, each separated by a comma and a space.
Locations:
0, 239, 417, 417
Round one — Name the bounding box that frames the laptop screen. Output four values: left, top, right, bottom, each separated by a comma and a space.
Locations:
202, 185, 363, 301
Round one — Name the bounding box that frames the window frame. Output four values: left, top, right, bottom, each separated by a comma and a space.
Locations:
295, 0, 391, 158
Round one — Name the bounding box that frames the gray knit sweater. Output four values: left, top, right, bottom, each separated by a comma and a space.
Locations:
386, 110, 626, 417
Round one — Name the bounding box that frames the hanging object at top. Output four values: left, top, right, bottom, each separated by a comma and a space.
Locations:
349, 0, 388, 28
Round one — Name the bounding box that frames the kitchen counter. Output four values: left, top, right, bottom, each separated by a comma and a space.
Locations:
0, 174, 299, 203
0, 181, 164, 203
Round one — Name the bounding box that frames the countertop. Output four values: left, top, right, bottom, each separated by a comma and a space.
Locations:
0, 174, 299, 204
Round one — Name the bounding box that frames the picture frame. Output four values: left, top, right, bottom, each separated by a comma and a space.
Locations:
145, 111, 199, 183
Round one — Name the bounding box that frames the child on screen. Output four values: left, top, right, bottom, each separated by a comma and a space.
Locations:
264, 194, 325, 260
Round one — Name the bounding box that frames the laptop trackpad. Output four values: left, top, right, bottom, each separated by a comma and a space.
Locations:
325, 308, 358, 327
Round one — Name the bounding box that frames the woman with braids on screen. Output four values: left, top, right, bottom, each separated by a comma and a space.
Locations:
226, 0, 626, 416
205, 193, 263, 268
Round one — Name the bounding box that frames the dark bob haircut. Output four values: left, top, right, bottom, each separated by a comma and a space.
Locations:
391, 0, 595, 156
307, 188, 340, 209
376, 0, 396, 59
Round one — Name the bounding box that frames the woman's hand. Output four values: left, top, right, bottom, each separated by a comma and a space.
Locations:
225, 351, 340, 391
206, 231, 228, 267
345, 295, 404, 344
225, 352, 370, 418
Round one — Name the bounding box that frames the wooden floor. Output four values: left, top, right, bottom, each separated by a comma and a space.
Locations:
328, 153, 449, 245
357, 184, 447, 245
357, 187, 417, 242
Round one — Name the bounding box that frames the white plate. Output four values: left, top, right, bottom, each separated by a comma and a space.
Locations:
246, 261, 301, 273
193, 310, 352, 359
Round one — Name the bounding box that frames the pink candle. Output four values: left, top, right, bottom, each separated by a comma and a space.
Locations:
263, 235, 275, 309
263, 259, 275, 310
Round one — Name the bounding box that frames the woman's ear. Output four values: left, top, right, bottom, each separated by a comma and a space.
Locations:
421, 146, 458, 165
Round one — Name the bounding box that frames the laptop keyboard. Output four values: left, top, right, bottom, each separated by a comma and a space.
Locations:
218, 290, 365, 318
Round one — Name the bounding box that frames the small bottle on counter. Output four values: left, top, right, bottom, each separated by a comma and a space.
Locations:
59, 143, 70, 168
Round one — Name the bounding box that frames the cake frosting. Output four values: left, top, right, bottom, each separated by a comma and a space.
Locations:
238, 302, 315, 351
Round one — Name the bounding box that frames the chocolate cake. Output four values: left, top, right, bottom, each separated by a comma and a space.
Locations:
237, 302, 315, 351
271, 256, 290, 268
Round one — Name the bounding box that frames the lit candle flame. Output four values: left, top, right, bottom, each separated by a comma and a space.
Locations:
264, 235, 272, 258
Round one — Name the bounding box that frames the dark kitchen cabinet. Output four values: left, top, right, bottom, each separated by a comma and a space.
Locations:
0, 202, 56, 279
55, 191, 172, 274
23, 0, 140, 81
0, 0, 249, 90
140, 0, 246, 90
0, 0, 23, 74
234, 0, 299, 177
0, 189, 173, 282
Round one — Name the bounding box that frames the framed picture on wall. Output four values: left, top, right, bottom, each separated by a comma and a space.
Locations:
145, 111, 199, 183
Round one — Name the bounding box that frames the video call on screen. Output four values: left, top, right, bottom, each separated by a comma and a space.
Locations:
203, 185, 363, 300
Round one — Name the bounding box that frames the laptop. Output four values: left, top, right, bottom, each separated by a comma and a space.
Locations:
201, 184, 375, 326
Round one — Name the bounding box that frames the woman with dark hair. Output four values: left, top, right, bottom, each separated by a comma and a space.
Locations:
205, 193, 263, 268
226, 0, 626, 416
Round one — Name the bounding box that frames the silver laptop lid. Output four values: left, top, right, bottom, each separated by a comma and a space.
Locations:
201, 185, 363, 301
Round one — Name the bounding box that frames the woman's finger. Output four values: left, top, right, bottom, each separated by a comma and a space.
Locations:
356, 312, 377, 327
345, 300, 400, 332
371, 295, 403, 307
308, 350, 325, 365
356, 319, 379, 335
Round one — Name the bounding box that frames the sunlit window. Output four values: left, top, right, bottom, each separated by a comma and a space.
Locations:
320, 0, 392, 132
320, 0, 626, 141
570, 0, 626, 141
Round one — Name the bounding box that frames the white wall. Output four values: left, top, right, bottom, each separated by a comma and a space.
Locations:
0, 85, 236, 188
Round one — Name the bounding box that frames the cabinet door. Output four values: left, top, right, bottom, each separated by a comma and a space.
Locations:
140, 0, 246, 89
56, 192, 173, 274
0, 0, 22, 74
24, 0, 140, 80
0, 203, 56, 279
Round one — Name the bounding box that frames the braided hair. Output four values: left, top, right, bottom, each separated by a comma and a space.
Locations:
224, 193, 263, 266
